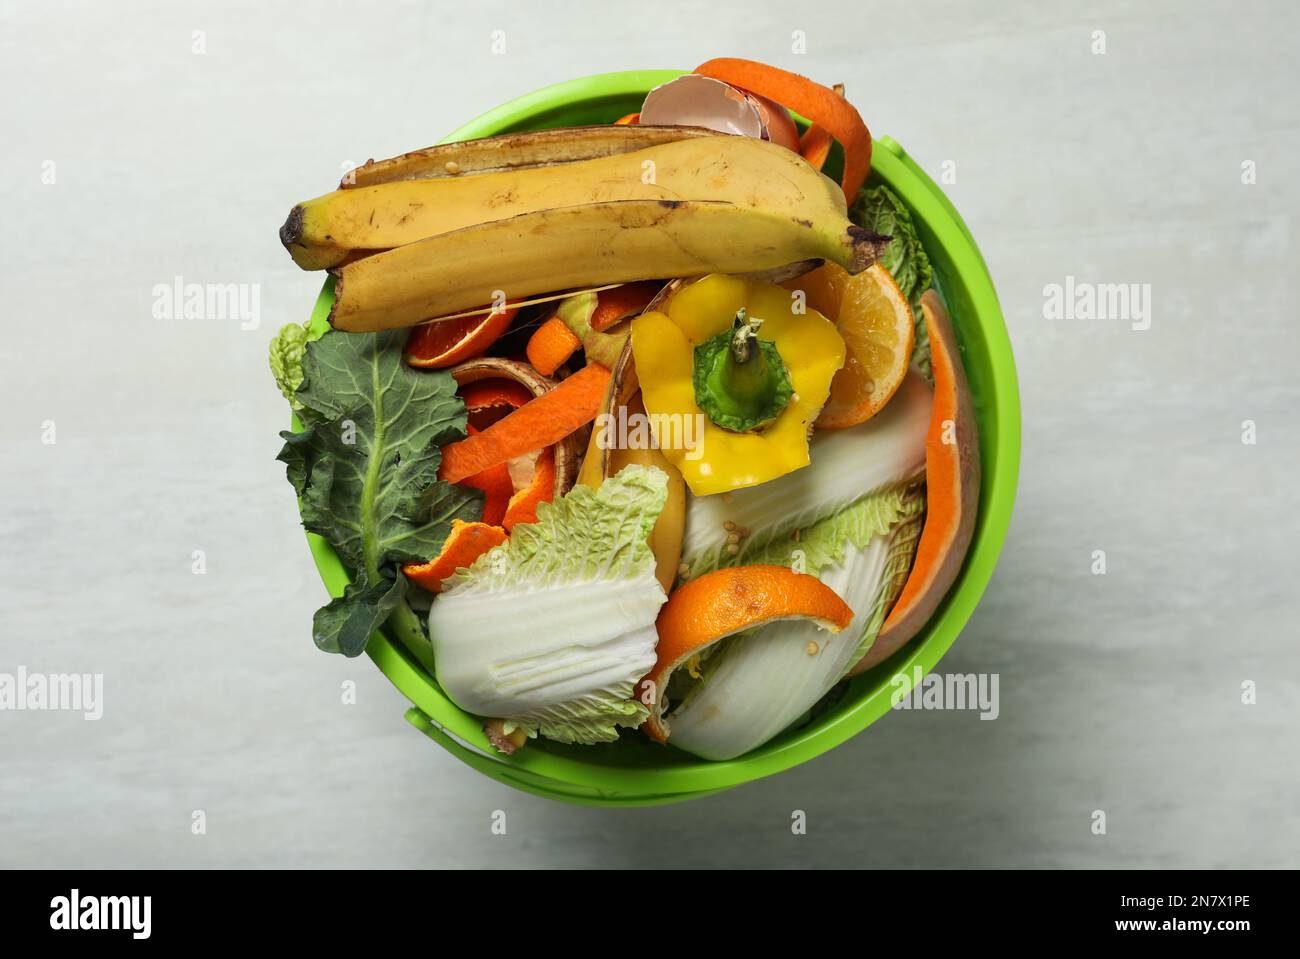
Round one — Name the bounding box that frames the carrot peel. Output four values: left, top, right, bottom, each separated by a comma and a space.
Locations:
439, 363, 612, 485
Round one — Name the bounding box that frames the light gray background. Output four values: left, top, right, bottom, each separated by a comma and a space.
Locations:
2, 0, 1296, 868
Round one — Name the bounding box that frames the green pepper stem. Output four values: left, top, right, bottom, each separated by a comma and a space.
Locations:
692, 308, 794, 434
730, 308, 763, 364
723, 310, 774, 408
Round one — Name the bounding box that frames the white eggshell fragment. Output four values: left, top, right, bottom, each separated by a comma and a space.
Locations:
640, 74, 799, 152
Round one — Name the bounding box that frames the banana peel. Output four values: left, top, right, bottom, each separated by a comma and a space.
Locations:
287, 133, 864, 272
317, 131, 888, 332
327, 200, 885, 333
341, 124, 722, 190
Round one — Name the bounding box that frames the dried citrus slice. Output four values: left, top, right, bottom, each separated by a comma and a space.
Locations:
402, 520, 508, 593
404, 305, 518, 369
641, 565, 854, 742
789, 263, 913, 429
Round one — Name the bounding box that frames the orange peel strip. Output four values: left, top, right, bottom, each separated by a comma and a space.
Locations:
402, 520, 508, 593
459, 378, 537, 431
639, 565, 854, 742
502, 444, 557, 532
525, 315, 583, 376
445, 424, 512, 527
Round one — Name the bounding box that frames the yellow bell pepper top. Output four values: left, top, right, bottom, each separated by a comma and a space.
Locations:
631, 274, 845, 496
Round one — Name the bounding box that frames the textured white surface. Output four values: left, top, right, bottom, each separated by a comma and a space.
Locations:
1, 0, 1297, 867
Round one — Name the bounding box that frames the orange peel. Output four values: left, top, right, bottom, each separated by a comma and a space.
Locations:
460, 378, 537, 430
589, 281, 662, 332
401, 520, 508, 593
502, 444, 557, 532
640, 565, 854, 742
449, 423, 513, 526
404, 306, 518, 369
787, 263, 914, 429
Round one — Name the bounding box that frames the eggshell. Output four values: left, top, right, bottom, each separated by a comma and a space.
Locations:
640, 74, 800, 151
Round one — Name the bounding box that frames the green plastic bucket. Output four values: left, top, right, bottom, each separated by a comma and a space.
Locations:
295, 70, 1020, 806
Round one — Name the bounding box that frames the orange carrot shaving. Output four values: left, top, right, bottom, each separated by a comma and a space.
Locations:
402, 520, 508, 593
525, 315, 582, 376
799, 123, 834, 171
439, 363, 612, 484
614, 112, 641, 125
589, 282, 662, 332
502, 444, 557, 531
693, 58, 871, 201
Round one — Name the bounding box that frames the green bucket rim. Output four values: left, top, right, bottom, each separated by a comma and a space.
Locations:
291, 69, 1021, 805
